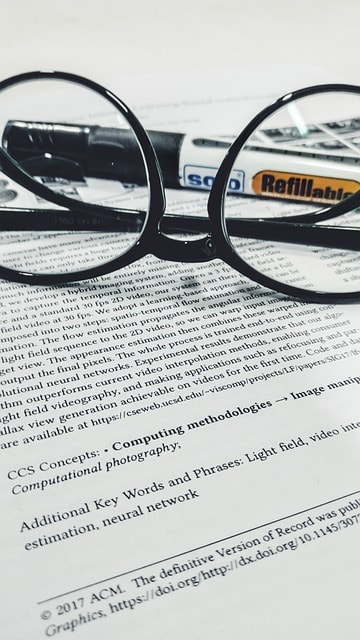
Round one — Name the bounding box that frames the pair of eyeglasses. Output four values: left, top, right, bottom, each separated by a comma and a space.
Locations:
0, 70, 359, 302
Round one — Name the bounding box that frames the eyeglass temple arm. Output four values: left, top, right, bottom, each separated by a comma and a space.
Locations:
0, 206, 146, 232
225, 217, 360, 252
163, 214, 360, 252
0, 206, 358, 252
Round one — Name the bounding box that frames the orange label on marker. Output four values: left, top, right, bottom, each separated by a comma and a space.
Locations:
252, 171, 360, 203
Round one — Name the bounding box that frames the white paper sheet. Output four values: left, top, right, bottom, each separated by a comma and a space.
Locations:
0, 65, 359, 640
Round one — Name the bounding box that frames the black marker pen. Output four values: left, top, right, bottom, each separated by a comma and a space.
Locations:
3, 120, 360, 204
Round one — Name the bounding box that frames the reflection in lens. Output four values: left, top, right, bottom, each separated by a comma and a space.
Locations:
0, 77, 149, 275
224, 90, 360, 294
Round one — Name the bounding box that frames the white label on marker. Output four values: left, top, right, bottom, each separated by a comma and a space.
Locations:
182, 164, 245, 193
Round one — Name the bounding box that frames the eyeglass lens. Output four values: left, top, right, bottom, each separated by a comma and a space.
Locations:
223, 90, 360, 294
0, 78, 150, 274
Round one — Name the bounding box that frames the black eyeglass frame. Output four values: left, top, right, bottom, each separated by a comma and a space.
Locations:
0, 70, 359, 303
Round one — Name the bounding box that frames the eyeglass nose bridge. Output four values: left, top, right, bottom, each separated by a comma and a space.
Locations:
152, 229, 217, 264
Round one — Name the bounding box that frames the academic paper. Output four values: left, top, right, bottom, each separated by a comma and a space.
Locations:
0, 66, 359, 640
